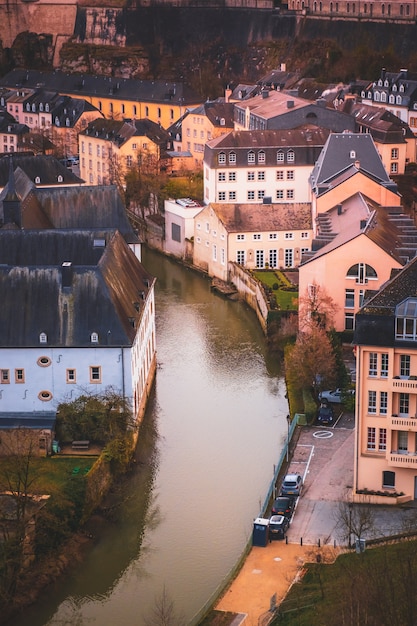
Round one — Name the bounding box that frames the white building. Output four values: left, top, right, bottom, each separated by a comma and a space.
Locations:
164, 197, 204, 261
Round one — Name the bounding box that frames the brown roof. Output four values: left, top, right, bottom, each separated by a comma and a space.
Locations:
210, 202, 312, 233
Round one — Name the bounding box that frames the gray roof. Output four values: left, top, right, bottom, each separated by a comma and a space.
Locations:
81, 117, 171, 149
0, 412, 56, 429
0, 69, 201, 107
310, 132, 396, 196
0, 154, 82, 188
0, 230, 154, 348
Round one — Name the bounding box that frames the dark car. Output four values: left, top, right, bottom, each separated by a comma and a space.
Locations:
271, 495, 295, 519
280, 473, 303, 497
317, 402, 334, 425
269, 515, 289, 540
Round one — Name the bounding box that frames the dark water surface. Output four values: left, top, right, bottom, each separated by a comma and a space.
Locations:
9, 249, 289, 626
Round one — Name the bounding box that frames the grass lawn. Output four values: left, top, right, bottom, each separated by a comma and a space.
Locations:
198, 610, 240, 625
0, 456, 96, 495
253, 270, 298, 310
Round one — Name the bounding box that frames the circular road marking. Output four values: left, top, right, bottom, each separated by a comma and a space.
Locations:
313, 430, 334, 439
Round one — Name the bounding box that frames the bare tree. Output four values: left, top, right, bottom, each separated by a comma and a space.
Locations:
335, 496, 375, 549
299, 281, 339, 332
144, 585, 186, 626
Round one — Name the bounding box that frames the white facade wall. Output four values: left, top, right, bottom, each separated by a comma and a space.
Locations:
130, 285, 156, 419
164, 198, 203, 258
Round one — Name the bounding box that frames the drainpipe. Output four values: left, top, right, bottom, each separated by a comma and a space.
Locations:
121, 347, 125, 401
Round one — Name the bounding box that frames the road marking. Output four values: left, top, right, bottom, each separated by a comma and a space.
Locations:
313, 430, 334, 439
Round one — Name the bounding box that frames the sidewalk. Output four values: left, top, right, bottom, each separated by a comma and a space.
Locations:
214, 541, 339, 625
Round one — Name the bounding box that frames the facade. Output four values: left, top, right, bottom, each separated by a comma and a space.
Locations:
0, 229, 156, 449
353, 255, 417, 501
181, 101, 234, 167
79, 118, 171, 186
358, 68, 417, 135
203, 127, 330, 205
0, 116, 29, 154
193, 202, 312, 280
164, 197, 203, 260
0, 69, 203, 131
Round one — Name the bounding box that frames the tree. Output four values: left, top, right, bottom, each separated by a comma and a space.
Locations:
298, 282, 339, 332
335, 494, 375, 549
144, 586, 186, 626
285, 325, 337, 397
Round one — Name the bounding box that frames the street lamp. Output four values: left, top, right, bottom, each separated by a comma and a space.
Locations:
286, 414, 291, 463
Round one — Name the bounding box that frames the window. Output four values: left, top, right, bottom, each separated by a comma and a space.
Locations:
91, 332, 99, 343
39, 332, 47, 344
347, 263, 377, 283
287, 170, 294, 180
171, 223, 181, 242
391, 162, 398, 174
400, 354, 410, 377
301, 232, 309, 239
369, 352, 378, 376
258, 151, 265, 164
229, 191, 236, 200
368, 390, 377, 414
367, 427, 376, 450
157, 107, 161, 118
236, 234, 245, 240
236, 250, 245, 264
285, 249, 293, 268
247, 171, 255, 181
218, 172, 226, 182
218, 152, 226, 164
126, 155, 132, 167
248, 151, 255, 164
399, 393, 409, 416
277, 151, 284, 163
212, 244, 217, 261
345, 313, 354, 331
66, 369, 76, 383
381, 353, 389, 377
253, 233, 261, 240
247, 191, 255, 200
383, 471, 395, 488
287, 150, 295, 163
218, 191, 226, 201
285, 233, 294, 240
257, 190, 265, 200
396, 298, 417, 340
269, 233, 277, 239
15, 368, 25, 383
286, 189, 294, 199
90, 366, 102, 383
398, 430, 408, 451
276, 190, 284, 200
258, 171, 265, 181
391, 148, 399, 159
229, 152, 236, 164
1, 369, 9, 384
228, 172, 236, 181
37, 356, 51, 367
379, 428, 387, 451
256, 250, 264, 268
345, 289, 355, 308
276, 170, 284, 180
38, 390, 52, 402
380, 391, 388, 415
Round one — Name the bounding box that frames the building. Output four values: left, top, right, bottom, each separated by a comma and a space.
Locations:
203, 127, 330, 205
180, 101, 234, 167
79, 118, 171, 185
164, 197, 203, 261
353, 254, 417, 501
0, 229, 156, 450
0, 69, 203, 131
0, 116, 29, 154
193, 201, 312, 280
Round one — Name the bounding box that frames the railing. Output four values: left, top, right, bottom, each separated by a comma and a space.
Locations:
389, 416, 417, 431
388, 452, 417, 467
391, 378, 417, 391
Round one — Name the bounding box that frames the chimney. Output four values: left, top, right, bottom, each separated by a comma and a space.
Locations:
287, 100, 294, 109
355, 160, 360, 169
337, 204, 343, 215
360, 219, 367, 230
225, 86, 232, 103
61, 262, 73, 288
261, 90, 269, 99
280, 62, 286, 72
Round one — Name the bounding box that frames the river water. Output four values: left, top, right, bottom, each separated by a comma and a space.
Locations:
9, 249, 289, 626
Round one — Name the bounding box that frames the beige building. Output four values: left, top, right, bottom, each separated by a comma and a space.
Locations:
193, 202, 312, 281
353, 256, 417, 502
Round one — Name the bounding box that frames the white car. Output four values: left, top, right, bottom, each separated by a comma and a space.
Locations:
318, 388, 354, 404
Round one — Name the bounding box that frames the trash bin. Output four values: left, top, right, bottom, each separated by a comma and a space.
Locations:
252, 517, 270, 547
52, 440, 60, 454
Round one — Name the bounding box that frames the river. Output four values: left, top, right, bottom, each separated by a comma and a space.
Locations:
8, 248, 289, 626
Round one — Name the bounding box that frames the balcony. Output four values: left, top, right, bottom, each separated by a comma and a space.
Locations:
390, 377, 417, 392
389, 415, 417, 431
388, 451, 417, 468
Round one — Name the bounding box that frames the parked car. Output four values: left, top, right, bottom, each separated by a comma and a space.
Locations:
271, 495, 295, 519
317, 402, 334, 425
280, 473, 303, 497
318, 388, 354, 404
269, 515, 289, 540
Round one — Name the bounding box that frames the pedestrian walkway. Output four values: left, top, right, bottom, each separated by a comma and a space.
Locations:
215, 541, 339, 625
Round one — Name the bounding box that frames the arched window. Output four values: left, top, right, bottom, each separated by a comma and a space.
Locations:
374, 91, 380, 101
229, 151, 236, 164
39, 332, 47, 344
346, 263, 377, 284
389, 94, 395, 104
381, 92, 387, 102
396, 95, 402, 104
218, 151, 226, 164
91, 332, 99, 343
45, 103, 49, 112
277, 150, 284, 163
258, 150, 265, 164
287, 150, 295, 163
248, 150, 255, 164
393, 84, 397, 92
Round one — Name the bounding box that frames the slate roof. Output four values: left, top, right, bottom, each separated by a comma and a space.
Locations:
341, 100, 412, 142
188, 101, 235, 128
0, 116, 28, 136
0, 230, 153, 348
309, 132, 396, 196
0, 154, 82, 187
210, 202, 312, 232
0, 69, 201, 107
0, 412, 56, 429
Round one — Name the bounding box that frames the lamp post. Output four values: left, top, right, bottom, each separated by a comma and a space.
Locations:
286, 414, 291, 463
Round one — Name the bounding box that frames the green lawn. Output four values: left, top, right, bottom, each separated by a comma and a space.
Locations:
253, 270, 298, 310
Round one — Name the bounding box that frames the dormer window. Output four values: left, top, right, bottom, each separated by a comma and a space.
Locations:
277, 151, 284, 163
367, 91, 372, 99
378, 79, 383, 86
32, 104, 36, 112
350, 150, 356, 158
392, 84, 397, 92
287, 150, 295, 163
35, 176, 40, 184
400, 84, 405, 92
361, 91, 366, 98
384, 79, 389, 87
66, 118, 70, 127
248, 150, 255, 164
57, 175, 63, 182
228, 151, 236, 164
389, 95, 395, 104
45, 103, 49, 112
374, 91, 381, 101
39, 332, 47, 344
39, 103, 44, 111
91, 332, 99, 343
55, 117, 60, 126
396, 95, 402, 105
218, 151, 226, 164
26, 103, 30, 111
396, 298, 417, 341
258, 150, 266, 164
381, 92, 387, 102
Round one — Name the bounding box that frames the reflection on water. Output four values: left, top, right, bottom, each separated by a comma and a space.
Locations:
7, 249, 289, 626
